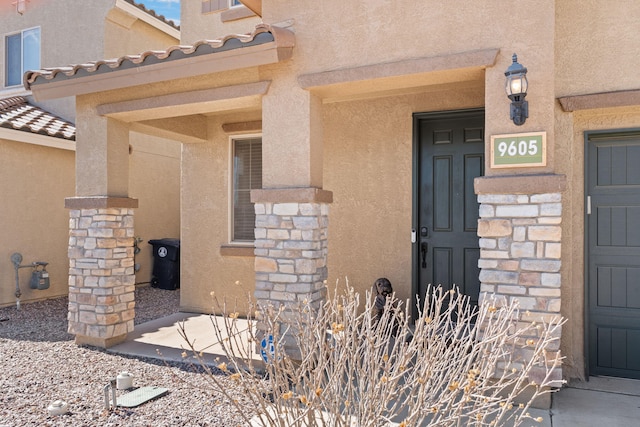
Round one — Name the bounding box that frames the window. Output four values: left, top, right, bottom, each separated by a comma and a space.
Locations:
232, 137, 262, 242
201, 0, 243, 13
5, 27, 40, 87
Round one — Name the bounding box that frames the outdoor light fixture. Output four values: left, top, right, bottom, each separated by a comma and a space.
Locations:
14, 0, 27, 14
504, 53, 528, 126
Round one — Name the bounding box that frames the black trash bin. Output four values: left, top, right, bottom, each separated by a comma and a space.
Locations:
148, 238, 180, 290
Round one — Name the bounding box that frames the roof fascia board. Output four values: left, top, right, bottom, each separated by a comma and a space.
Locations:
0, 127, 76, 151
558, 89, 640, 112
298, 48, 498, 102
115, 0, 180, 39
97, 81, 270, 121
29, 43, 286, 101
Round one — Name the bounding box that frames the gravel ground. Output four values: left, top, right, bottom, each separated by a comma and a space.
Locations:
0, 286, 251, 426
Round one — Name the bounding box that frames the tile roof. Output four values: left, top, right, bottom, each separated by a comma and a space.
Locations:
0, 97, 76, 140
123, 0, 180, 30
24, 24, 290, 91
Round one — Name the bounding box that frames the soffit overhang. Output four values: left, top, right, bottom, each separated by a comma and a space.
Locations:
298, 48, 499, 103
24, 24, 294, 101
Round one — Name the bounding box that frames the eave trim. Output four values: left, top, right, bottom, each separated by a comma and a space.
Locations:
25, 24, 294, 101
0, 127, 76, 151
558, 89, 640, 112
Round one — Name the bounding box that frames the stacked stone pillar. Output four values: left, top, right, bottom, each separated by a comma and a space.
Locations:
66, 198, 137, 347
476, 177, 565, 384
251, 188, 332, 357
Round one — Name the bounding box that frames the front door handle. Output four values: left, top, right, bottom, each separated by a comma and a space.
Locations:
421, 242, 428, 268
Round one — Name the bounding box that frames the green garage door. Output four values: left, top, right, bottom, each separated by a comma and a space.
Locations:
587, 130, 640, 379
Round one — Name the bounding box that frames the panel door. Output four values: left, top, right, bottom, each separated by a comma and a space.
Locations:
415, 110, 484, 309
587, 131, 640, 379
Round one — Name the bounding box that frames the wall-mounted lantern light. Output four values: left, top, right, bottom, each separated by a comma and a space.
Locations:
13, 0, 27, 15
504, 53, 528, 126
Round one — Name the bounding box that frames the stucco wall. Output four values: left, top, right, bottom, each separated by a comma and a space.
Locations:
0, 0, 111, 77
171, 0, 557, 311
180, 1, 261, 44
324, 88, 485, 302
551, 2, 640, 380
0, 0, 181, 305
128, 132, 181, 284
105, 8, 179, 58
0, 138, 74, 307
555, 0, 640, 96
259, 0, 556, 175
180, 112, 261, 314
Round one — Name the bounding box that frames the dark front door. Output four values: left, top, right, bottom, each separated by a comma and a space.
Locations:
587, 130, 640, 379
413, 110, 484, 311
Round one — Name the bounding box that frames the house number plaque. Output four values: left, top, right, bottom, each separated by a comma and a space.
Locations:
490, 131, 547, 168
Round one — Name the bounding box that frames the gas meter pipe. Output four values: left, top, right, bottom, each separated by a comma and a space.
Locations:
10, 253, 23, 309
10, 253, 50, 310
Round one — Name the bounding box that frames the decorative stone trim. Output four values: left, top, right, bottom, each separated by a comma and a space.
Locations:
477, 192, 563, 383
67, 207, 136, 348
252, 190, 331, 358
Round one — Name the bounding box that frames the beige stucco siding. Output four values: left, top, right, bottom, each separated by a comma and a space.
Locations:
0, 137, 74, 307
128, 132, 181, 284
181, 2, 262, 44
105, 8, 179, 58
555, 0, 640, 97
552, 1, 640, 379
259, 1, 557, 178
324, 88, 485, 301
180, 112, 261, 314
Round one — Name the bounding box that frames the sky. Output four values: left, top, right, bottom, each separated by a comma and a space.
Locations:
140, 0, 181, 25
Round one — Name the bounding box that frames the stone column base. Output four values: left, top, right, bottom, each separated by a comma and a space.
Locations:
251, 188, 332, 358
66, 197, 137, 348
475, 175, 566, 383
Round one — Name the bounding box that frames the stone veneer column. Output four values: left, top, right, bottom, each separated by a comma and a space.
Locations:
251, 188, 332, 357
475, 174, 567, 385
66, 197, 137, 348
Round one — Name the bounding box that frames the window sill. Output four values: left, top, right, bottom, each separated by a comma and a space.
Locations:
221, 5, 256, 22
220, 244, 255, 257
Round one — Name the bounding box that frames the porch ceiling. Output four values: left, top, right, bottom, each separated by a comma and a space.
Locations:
93, 81, 269, 143
298, 48, 498, 103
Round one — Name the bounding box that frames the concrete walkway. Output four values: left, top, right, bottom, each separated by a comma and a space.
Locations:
108, 313, 640, 426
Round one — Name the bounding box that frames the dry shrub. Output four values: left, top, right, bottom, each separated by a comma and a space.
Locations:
180, 282, 564, 426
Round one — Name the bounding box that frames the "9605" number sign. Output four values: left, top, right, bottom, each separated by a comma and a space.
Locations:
490, 132, 546, 168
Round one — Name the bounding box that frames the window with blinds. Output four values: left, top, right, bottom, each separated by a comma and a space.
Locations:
232, 137, 262, 242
